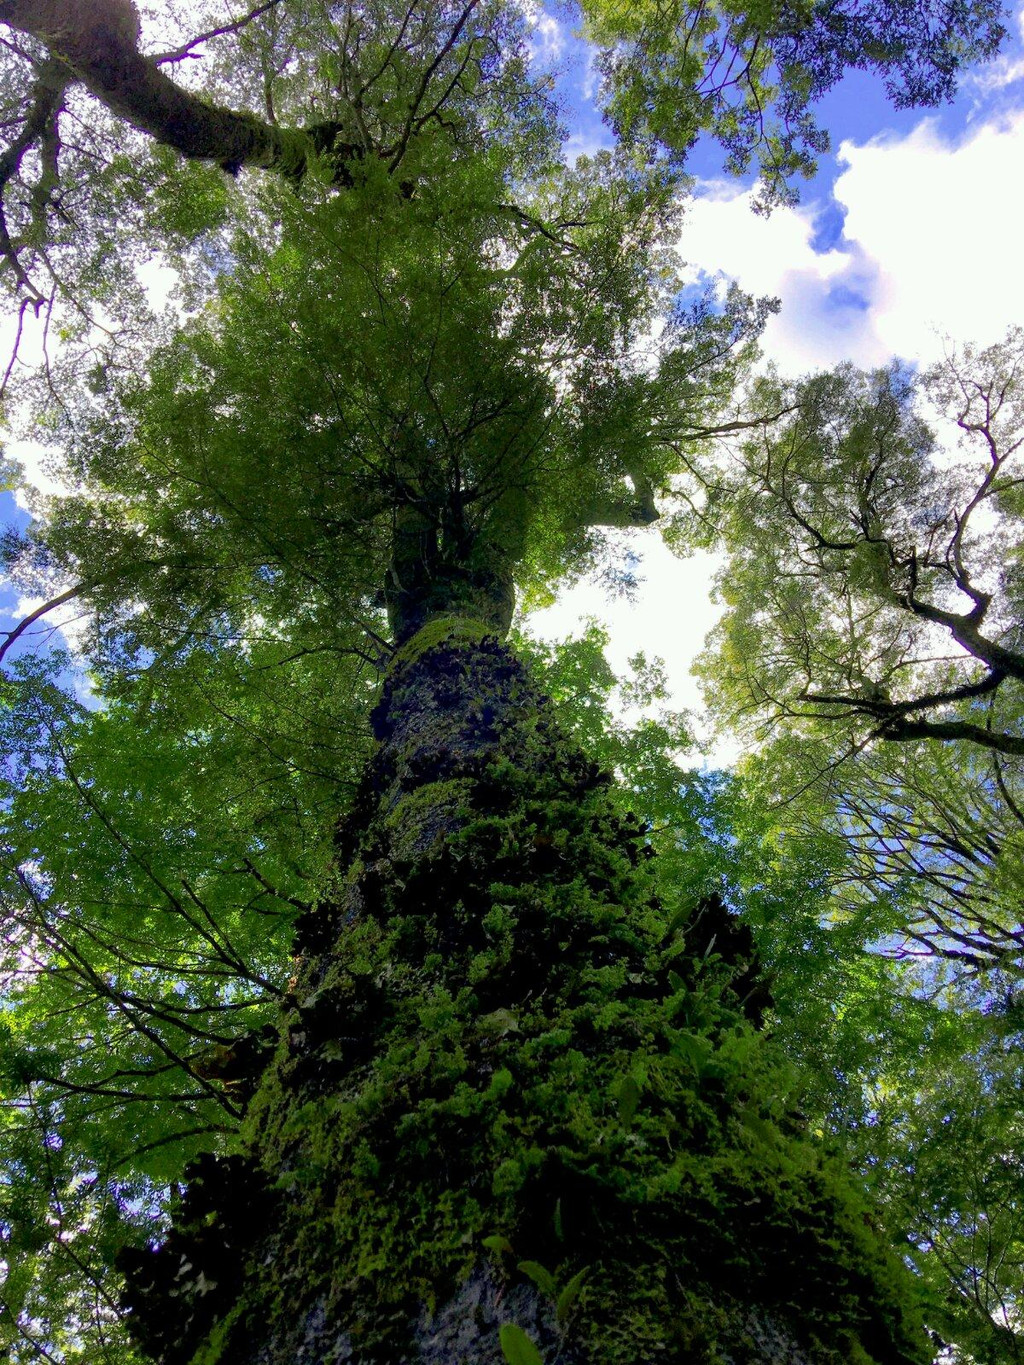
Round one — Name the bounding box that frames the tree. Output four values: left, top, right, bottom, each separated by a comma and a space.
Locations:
698, 338, 1024, 983
582, 0, 1006, 207
0, 3, 1007, 1362
695, 338, 1024, 1361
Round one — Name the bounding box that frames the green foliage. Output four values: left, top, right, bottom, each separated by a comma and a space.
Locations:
579, 0, 1006, 207
21, 135, 767, 661
0, 635, 367, 1362
500, 1323, 545, 1365
697, 342, 1024, 988
693, 338, 1024, 1362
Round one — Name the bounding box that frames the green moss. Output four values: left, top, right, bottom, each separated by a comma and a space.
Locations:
385, 615, 494, 678
382, 778, 475, 863
187, 1304, 244, 1365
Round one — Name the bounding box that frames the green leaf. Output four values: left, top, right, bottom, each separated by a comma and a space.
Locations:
499, 1324, 544, 1365
482, 1234, 514, 1257
556, 1267, 590, 1325
616, 1074, 641, 1126
671, 1031, 712, 1075
517, 1260, 558, 1298
663, 904, 691, 940
479, 1008, 520, 1036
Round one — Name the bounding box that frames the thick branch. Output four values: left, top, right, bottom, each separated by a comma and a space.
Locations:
802, 667, 1007, 723
583, 468, 660, 528
900, 574, 1024, 682
0, 580, 87, 665
876, 716, 1024, 756
0, 54, 67, 296
796, 668, 1024, 753
0, 0, 358, 179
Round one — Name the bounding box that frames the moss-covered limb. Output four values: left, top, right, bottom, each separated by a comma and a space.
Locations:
0, 0, 361, 182
120, 626, 929, 1365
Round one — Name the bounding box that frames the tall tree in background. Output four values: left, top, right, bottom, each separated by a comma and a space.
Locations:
696, 335, 1024, 1363
0, 2, 1010, 1362
699, 338, 1024, 986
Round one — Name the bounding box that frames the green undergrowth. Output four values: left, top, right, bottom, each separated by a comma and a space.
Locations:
120, 630, 928, 1365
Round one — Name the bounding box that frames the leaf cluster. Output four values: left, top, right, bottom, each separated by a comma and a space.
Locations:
580, 0, 1006, 207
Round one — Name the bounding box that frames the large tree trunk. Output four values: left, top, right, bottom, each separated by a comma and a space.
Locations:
119, 617, 928, 1365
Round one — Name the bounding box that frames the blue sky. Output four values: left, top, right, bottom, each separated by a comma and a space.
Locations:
0, 484, 34, 662
4, 3, 1024, 702
528, 0, 1024, 374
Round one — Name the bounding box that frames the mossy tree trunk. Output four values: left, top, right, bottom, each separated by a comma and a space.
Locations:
119, 614, 929, 1365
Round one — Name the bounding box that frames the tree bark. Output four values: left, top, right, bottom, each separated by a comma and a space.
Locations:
119, 618, 929, 1365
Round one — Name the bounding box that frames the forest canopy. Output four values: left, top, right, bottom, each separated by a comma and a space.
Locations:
0, 2, 1020, 1363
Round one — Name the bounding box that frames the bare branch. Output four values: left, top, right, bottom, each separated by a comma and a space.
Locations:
153, 0, 286, 65
0, 581, 89, 666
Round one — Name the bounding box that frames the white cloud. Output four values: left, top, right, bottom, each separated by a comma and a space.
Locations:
579, 45, 601, 103
968, 51, 1024, 94
679, 103, 1024, 373
523, 2, 568, 65
562, 125, 614, 163
533, 12, 565, 61
965, 3, 1024, 94
833, 110, 1024, 363
679, 183, 886, 372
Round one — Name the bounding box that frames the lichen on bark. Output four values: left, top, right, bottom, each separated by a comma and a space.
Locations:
119, 622, 929, 1365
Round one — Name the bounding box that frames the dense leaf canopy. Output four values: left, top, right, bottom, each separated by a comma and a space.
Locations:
697, 337, 1024, 981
